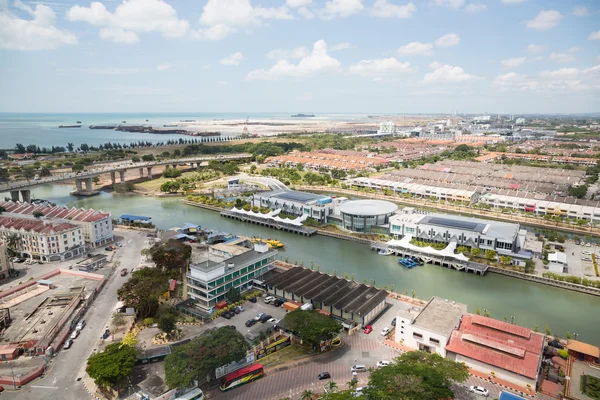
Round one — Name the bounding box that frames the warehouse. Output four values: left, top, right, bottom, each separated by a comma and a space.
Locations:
262, 266, 388, 328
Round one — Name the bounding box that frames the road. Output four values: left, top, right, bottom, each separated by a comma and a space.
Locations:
5, 230, 147, 400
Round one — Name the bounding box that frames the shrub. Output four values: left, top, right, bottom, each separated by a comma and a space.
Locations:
558, 349, 569, 359
143, 318, 155, 327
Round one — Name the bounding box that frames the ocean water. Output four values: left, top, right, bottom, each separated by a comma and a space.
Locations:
0, 112, 369, 150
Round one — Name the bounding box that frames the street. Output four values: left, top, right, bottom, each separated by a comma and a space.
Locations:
4, 230, 147, 400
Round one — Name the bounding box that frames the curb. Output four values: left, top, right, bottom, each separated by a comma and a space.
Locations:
82, 378, 103, 400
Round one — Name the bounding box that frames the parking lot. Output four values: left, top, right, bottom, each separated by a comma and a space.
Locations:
360, 297, 423, 344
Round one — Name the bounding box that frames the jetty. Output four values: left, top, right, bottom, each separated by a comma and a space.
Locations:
220, 210, 317, 236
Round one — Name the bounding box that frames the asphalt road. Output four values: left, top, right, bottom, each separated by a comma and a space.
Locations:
5, 230, 146, 400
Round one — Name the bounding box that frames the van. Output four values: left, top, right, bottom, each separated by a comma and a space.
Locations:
351, 365, 367, 373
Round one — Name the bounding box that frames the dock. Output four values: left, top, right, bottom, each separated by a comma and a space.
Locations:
371, 242, 488, 275
220, 210, 318, 236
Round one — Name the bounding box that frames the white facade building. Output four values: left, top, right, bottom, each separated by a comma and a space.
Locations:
395, 296, 467, 357
0, 216, 85, 262
377, 121, 396, 135
0, 201, 113, 248
252, 190, 347, 223
548, 252, 567, 273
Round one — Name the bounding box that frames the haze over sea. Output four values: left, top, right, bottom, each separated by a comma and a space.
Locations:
0, 112, 367, 149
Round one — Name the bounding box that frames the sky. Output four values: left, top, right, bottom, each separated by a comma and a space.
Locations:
0, 0, 599, 114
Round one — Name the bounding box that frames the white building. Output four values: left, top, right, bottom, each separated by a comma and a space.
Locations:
252, 190, 347, 223
0, 201, 113, 248
0, 242, 12, 279
0, 216, 85, 262
516, 117, 526, 125
395, 296, 467, 357
548, 252, 567, 273
377, 121, 396, 135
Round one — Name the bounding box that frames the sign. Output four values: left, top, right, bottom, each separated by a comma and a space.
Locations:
255, 336, 291, 360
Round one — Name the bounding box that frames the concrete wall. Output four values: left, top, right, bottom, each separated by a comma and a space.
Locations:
395, 318, 450, 357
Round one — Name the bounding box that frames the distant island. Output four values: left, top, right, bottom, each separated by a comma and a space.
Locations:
291, 114, 315, 118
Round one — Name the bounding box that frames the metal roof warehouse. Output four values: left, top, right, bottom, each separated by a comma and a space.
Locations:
262, 266, 388, 327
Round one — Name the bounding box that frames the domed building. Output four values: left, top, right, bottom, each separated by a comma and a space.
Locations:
335, 200, 398, 233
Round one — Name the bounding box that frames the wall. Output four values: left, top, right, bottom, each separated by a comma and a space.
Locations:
448, 352, 537, 389
394, 320, 449, 357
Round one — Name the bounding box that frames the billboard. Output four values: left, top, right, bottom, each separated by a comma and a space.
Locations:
256, 336, 291, 360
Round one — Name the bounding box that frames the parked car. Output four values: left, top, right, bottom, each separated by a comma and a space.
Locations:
318, 372, 331, 380
70, 330, 80, 340
391, 317, 396, 327
264, 296, 276, 304
469, 386, 489, 397
548, 340, 564, 349
76, 320, 86, 331
259, 314, 272, 323
222, 311, 234, 319
245, 319, 257, 327
235, 305, 245, 312
267, 318, 279, 324
249, 297, 257, 303
116, 242, 122, 247
381, 327, 390, 336
233, 307, 241, 314
254, 312, 265, 321
102, 329, 110, 339
104, 246, 113, 251
120, 268, 128, 277
586, 242, 592, 247
363, 325, 373, 334
273, 299, 285, 306
376, 360, 390, 368
0, 384, 4, 392
63, 339, 73, 349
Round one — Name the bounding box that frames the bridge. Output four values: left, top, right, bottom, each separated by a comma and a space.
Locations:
1, 153, 252, 201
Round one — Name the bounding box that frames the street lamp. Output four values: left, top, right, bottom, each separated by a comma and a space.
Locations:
574, 333, 578, 340
511, 316, 515, 324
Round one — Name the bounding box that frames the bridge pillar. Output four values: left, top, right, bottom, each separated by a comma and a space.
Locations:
20, 190, 31, 203
146, 167, 153, 179
172, 164, 177, 170
110, 172, 116, 185
75, 179, 83, 191
85, 178, 93, 192
189, 162, 194, 169
139, 168, 144, 178
119, 170, 125, 183
10, 191, 19, 202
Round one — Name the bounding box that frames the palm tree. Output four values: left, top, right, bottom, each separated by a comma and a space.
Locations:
6, 233, 20, 256
324, 381, 338, 393
347, 378, 358, 391
300, 389, 314, 400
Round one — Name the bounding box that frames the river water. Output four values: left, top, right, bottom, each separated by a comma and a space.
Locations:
6, 184, 600, 345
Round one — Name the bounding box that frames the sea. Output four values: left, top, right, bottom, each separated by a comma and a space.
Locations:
0, 112, 370, 150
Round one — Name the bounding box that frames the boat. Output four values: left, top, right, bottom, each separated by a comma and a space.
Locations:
377, 248, 393, 256
76, 120, 82, 123
122, 120, 127, 123
250, 237, 285, 249
399, 258, 416, 269
58, 124, 82, 128
89, 124, 118, 129
411, 256, 424, 266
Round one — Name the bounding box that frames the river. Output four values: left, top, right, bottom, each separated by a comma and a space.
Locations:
5, 184, 600, 345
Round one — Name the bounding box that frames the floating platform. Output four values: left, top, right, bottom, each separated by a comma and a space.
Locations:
220, 210, 317, 236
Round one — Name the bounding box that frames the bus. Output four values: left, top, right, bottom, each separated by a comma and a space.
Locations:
219, 363, 264, 391
174, 388, 204, 400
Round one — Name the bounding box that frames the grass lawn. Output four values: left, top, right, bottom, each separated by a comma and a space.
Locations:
259, 343, 313, 368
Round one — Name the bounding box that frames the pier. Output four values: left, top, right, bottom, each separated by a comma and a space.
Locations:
370, 242, 489, 275
220, 210, 317, 236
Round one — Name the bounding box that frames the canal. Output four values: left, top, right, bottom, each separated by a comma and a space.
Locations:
8, 185, 600, 345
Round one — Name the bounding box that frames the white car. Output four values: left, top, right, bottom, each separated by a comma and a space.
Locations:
376, 360, 390, 368
254, 312, 265, 321
63, 339, 73, 349
70, 330, 80, 340
264, 296, 275, 304
469, 386, 489, 397
582, 250, 592, 255
381, 327, 390, 336
267, 318, 279, 324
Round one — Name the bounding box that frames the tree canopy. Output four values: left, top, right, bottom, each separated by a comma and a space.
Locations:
117, 268, 172, 318
282, 310, 341, 347
150, 239, 192, 274
164, 326, 250, 388
365, 351, 469, 400
86, 343, 137, 388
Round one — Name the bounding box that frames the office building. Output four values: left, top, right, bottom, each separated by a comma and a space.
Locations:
252, 190, 347, 223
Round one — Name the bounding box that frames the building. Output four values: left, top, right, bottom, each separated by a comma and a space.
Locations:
445, 314, 544, 389
389, 211, 528, 260
566, 340, 600, 362
262, 266, 388, 327
186, 242, 278, 310
331, 200, 398, 233
516, 118, 526, 125
0, 242, 11, 279
0, 216, 85, 262
252, 190, 347, 223
377, 121, 396, 135
394, 297, 467, 357
0, 201, 113, 248
547, 252, 567, 273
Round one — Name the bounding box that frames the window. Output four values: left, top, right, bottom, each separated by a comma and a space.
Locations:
430, 338, 440, 345
413, 332, 423, 339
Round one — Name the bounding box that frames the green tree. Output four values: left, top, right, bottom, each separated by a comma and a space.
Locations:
164, 326, 250, 388
92, 176, 100, 184
22, 167, 36, 180
39, 166, 52, 177
160, 181, 181, 193
366, 351, 469, 400
86, 343, 137, 388
485, 249, 496, 261
33, 211, 44, 218
0, 167, 9, 182
282, 310, 341, 348
117, 268, 171, 318
325, 381, 338, 393
471, 248, 481, 257
456, 246, 469, 255
142, 154, 154, 161
150, 239, 191, 274
249, 164, 257, 173
158, 313, 177, 336
499, 255, 512, 265
132, 156, 140, 162
301, 390, 315, 400
72, 163, 84, 172
568, 184, 588, 199
226, 287, 241, 303
162, 168, 182, 178
524, 260, 535, 273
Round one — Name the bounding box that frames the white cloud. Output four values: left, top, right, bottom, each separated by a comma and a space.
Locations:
493, 72, 527, 86
348, 57, 411, 77
423, 63, 477, 84
435, 32, 460, 47
527, 44, 545, 53
572, 6, 589, 17
220, 52, 244, 65
193, 0, 292, 40
318, 0, 364, 20
429, 61, 442, 69
157, 64, 173, 71
286, 0, 312, 7
247, 40, 341, 80
496, 65, 600, 93
434, 0, 465, 8
0, 3, 77, 50
502, 0, 525, 3
67, 0, 189, 43
81, 67, 142, 75
397, 41, 433, 56
464, 3, 487, 13
590, 31, 600, 41
526, 10, 561, 30
331, 42, 352, 51
550, 52, 576, 64
502, 57, 526, 69
370, 0, 416, 18
297, 7, 315, 18
540, 67, 580, 79
266, 47, 309, 60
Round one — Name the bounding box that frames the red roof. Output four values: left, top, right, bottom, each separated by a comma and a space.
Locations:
445, 314, 544, 379
0, 201, 110, 223
0, 216, 79, 234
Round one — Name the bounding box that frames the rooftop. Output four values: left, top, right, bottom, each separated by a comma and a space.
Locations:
445, 314, 544, 379
567, 339, 600, 358
337, 199, 398, 216
0, 216, 79, 234
412, 296, 467, 336
266, 190, 329, 204
0, 200, 110, 223
190, 248, 277, 275
420, 213, 520, 240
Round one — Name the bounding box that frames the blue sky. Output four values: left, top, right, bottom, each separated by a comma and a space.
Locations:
0, 0, 598, 114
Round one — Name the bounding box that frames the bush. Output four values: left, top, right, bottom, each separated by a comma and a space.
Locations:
558, 349, 569, 359
143, 318, 155, 327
